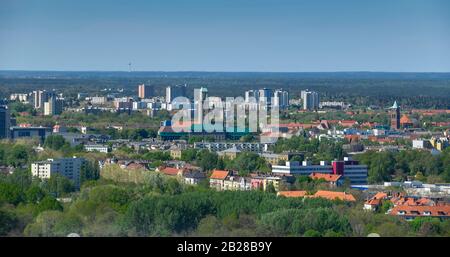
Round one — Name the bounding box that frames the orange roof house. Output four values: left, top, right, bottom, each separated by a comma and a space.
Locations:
277, 191, 308, 198
210, 169, 230, 180
309, 172, 342, 182
363, 192, 388, 211
310, 190, 356, 202
390, 205, 450, 218
278, 190, 356, 201
373, 192, 388, 200
159, 167, 184, 176
339, 120, 358, 128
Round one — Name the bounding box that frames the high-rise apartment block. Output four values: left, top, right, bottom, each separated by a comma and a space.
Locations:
166, 84, 187, 103
273, 89, 289, 109
0, 105, 10, 139
32, 90, 56, 109
138, 84, 153, 99
44, 97, 64, 116
301, 90, 319, 110
258, 88, 273, 107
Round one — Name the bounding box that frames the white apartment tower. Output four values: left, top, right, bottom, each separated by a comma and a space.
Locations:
301, 90, 320, 110
273, 89, 289, 109
166, 84, 187, 103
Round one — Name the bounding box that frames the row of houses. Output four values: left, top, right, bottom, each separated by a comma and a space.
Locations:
208, 170, 295, 191
364, 191, 450, 220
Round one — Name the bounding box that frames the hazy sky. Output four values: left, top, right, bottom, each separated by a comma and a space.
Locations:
1, 0, 449, 72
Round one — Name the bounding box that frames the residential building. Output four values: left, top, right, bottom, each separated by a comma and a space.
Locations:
166, 84, 187, 103
319, 101, 349, 109
223, 175, 252, 191
31, 157, 86, 188
250, 174, 294, 191
10, 126, 51, 142
217, 147, 241, 160
273, 89, 289, 109
259, 153, 291, 165
258, 88, 273, 107
10, 93, 29, 102
301, 90, 319, 110
277, 190, 356, 202
430, 137, 449, 151
277, 191, 307, 197
309, 172, 343, 187
91, 96, 108, 105
209, 169, 230, 191
363, 192, 388, 211
194, 141, 269, 153
0, 106, 10, 139
412, 139, 433, 149
77, 93, 88, 100
244, 90, 259, 103
312, 190, 356, 201
183, 171, 206, 185
32, 90, 56, 109
159, 167, 184, 177
84, 144, 109, 153
114, 99, 133, 111
389, 205, 450, 220
138, 84, 153, 99
44, 97, 64, 116
169, 146, 183, 159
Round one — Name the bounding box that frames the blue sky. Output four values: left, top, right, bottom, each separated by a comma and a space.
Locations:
1, 0, 449, 72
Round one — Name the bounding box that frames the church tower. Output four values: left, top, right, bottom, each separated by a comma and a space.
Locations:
389, 101, 400, 130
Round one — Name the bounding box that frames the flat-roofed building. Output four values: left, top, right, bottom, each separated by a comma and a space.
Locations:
138, 84, 153, 99
272, 157, 367, 185
31, 157, 87, 188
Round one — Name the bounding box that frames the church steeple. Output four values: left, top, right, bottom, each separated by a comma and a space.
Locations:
389, 101, 400, 130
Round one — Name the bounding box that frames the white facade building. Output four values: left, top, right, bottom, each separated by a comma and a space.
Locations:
84, 144, 109, 153
194, 142, 270, 153
272, 157, 367, 184
273, 89, 289, 109
301, 90, 320, 110
31, 157, 86, 188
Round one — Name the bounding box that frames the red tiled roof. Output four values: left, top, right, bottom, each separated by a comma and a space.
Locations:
310, 190, 356, 202
390, 205, 450, 217
392, 196, 435, 206
309, 172, 342, 182
277, 191, 308, 197
126, 163, 146, 170
400, 114, 413, 124
366, 198, 382, 206
160, 167, 183, 176
373, 192, 388, 200
210, 170, 229, 180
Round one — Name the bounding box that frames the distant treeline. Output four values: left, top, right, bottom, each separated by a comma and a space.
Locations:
1, 72, 450, 108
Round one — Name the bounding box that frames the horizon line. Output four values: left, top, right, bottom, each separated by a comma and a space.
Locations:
1, 69, 450, 73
